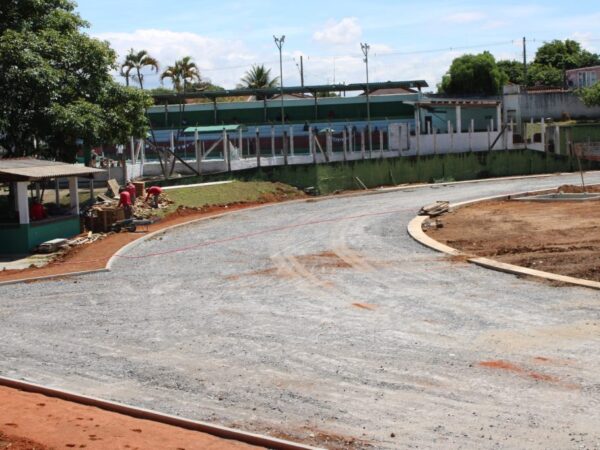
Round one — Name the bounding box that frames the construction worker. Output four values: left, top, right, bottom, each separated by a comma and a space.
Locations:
117, 187, 132, 219
29, 199, 47, 221
125, 180, 136, 203
145, 186, 163, 208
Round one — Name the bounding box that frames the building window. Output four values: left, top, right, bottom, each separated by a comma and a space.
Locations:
589, 71, 597, 86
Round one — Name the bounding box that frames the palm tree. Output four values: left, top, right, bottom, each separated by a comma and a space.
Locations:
160, 56, 201, 93
160, 63, 183, 92
178, 56, 201, 92
239, 64, 279, 89
120, 49, 159, 90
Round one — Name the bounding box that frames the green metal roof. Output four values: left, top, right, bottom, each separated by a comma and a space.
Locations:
154, 80, 428, 102
183, 124, 246, 133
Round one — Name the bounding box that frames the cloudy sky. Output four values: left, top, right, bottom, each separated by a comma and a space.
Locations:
75, 0, 600, 91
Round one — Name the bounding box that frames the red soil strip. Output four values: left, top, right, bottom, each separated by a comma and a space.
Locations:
479, 360, 559, 383
352, 303, 376, 310
0, 386, 261, 450
0, 202, 276, 284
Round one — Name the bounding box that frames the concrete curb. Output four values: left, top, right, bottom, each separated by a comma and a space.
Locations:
407, 188, 600, 291
0, 376, 324, 450
0, 268, 109, 287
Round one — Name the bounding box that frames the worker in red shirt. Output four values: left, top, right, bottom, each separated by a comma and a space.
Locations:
145, 186, 162, 208
125, 180, 136, 203
117, 187, 133, 219
30, 199, 47, 221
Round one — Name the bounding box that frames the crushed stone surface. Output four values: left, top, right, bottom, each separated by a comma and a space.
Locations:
1, 172, 600, 449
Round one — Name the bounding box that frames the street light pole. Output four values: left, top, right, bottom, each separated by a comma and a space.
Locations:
274, 35, 287, 164
361, 42, 372, 155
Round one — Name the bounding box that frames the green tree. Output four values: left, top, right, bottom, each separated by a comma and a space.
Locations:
527, 64, 564, 87
160, 56, 201, 93
534, 39, 600, 71
239, 64, 279, 89
0, 0, 152, 160
120, 48, 159, 89
439, 52, 507, 95
497, 59, 524, 85
578, 83, 600, 106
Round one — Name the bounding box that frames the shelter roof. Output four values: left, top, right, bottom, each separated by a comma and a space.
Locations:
407, 99, 500, 108
0, 158, 104, 182
183, 125, 246, 133
153, 80, 429, 102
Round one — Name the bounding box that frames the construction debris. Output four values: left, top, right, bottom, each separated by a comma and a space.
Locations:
132, 193, 173, 219
419, 201, 450, 217
37, 238, 69, 253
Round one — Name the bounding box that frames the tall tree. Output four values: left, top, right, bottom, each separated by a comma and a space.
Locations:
497, 59, 524, 85
0, 0, 152, 160
439, 52, 507, 95
239, 65, 279, 89
534, 39, 600, 71
160, 56, 201, 92
120, 48, 159, 90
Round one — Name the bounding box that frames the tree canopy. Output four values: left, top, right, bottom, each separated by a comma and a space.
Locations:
160, 56, 201, 93
578, 83, 600, 107
439, 52, 507, 96
0, 0, 152, 161
120, 49, 159, 89
496, 39, 600, 88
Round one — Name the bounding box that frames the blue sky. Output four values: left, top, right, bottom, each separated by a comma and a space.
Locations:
75, 0, 600, 90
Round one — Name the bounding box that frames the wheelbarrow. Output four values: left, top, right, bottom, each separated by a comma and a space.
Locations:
110, 218, 152, 233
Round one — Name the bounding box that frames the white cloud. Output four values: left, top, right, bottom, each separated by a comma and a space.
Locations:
571, 31, 597, 53
95, 29, 257, 88
444, 11, 486, 24
313, 17, 362, 46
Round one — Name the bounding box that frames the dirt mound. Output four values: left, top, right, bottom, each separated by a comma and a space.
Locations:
556, 184, 600, 193
427, 198, 600, 282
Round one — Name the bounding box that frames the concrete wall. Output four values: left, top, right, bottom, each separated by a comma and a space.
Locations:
156, 149, 598, 195
503, 85, 600, 124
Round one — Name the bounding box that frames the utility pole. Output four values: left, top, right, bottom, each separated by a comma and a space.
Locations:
300, 55, 304, 87
361, 42, 373, 154
274, 35, 287, 164
522, 36, 527, 88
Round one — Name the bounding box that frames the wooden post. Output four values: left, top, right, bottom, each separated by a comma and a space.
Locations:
309, 127, 317, 164
255, 128, 261, 168
283, 130, 288, 166
271, 126, 275, 158
360, 130, 365, 159
194, 129, 201, 174
223, 130, 231, 172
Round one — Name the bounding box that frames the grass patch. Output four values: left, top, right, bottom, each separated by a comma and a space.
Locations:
161, 180, 304, 215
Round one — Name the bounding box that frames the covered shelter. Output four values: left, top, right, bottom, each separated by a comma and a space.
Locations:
0, 158, 105, 254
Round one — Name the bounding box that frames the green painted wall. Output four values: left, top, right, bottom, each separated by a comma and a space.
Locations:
149, 96, 416, 129
156, 149, 597, 195
0, 224, 30, 254
559, 123, 600, 153
0, 216, 81, 254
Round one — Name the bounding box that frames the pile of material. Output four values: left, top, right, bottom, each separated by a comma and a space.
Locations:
84, 202, 125, 233
132, 193, 173, 219
418, 201, 450, 217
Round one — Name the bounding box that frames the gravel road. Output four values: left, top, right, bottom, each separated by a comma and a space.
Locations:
1, 173, 599, 449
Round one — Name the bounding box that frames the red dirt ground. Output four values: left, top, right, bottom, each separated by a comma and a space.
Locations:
427, 185, 600, 282
0, 386, 261, 450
